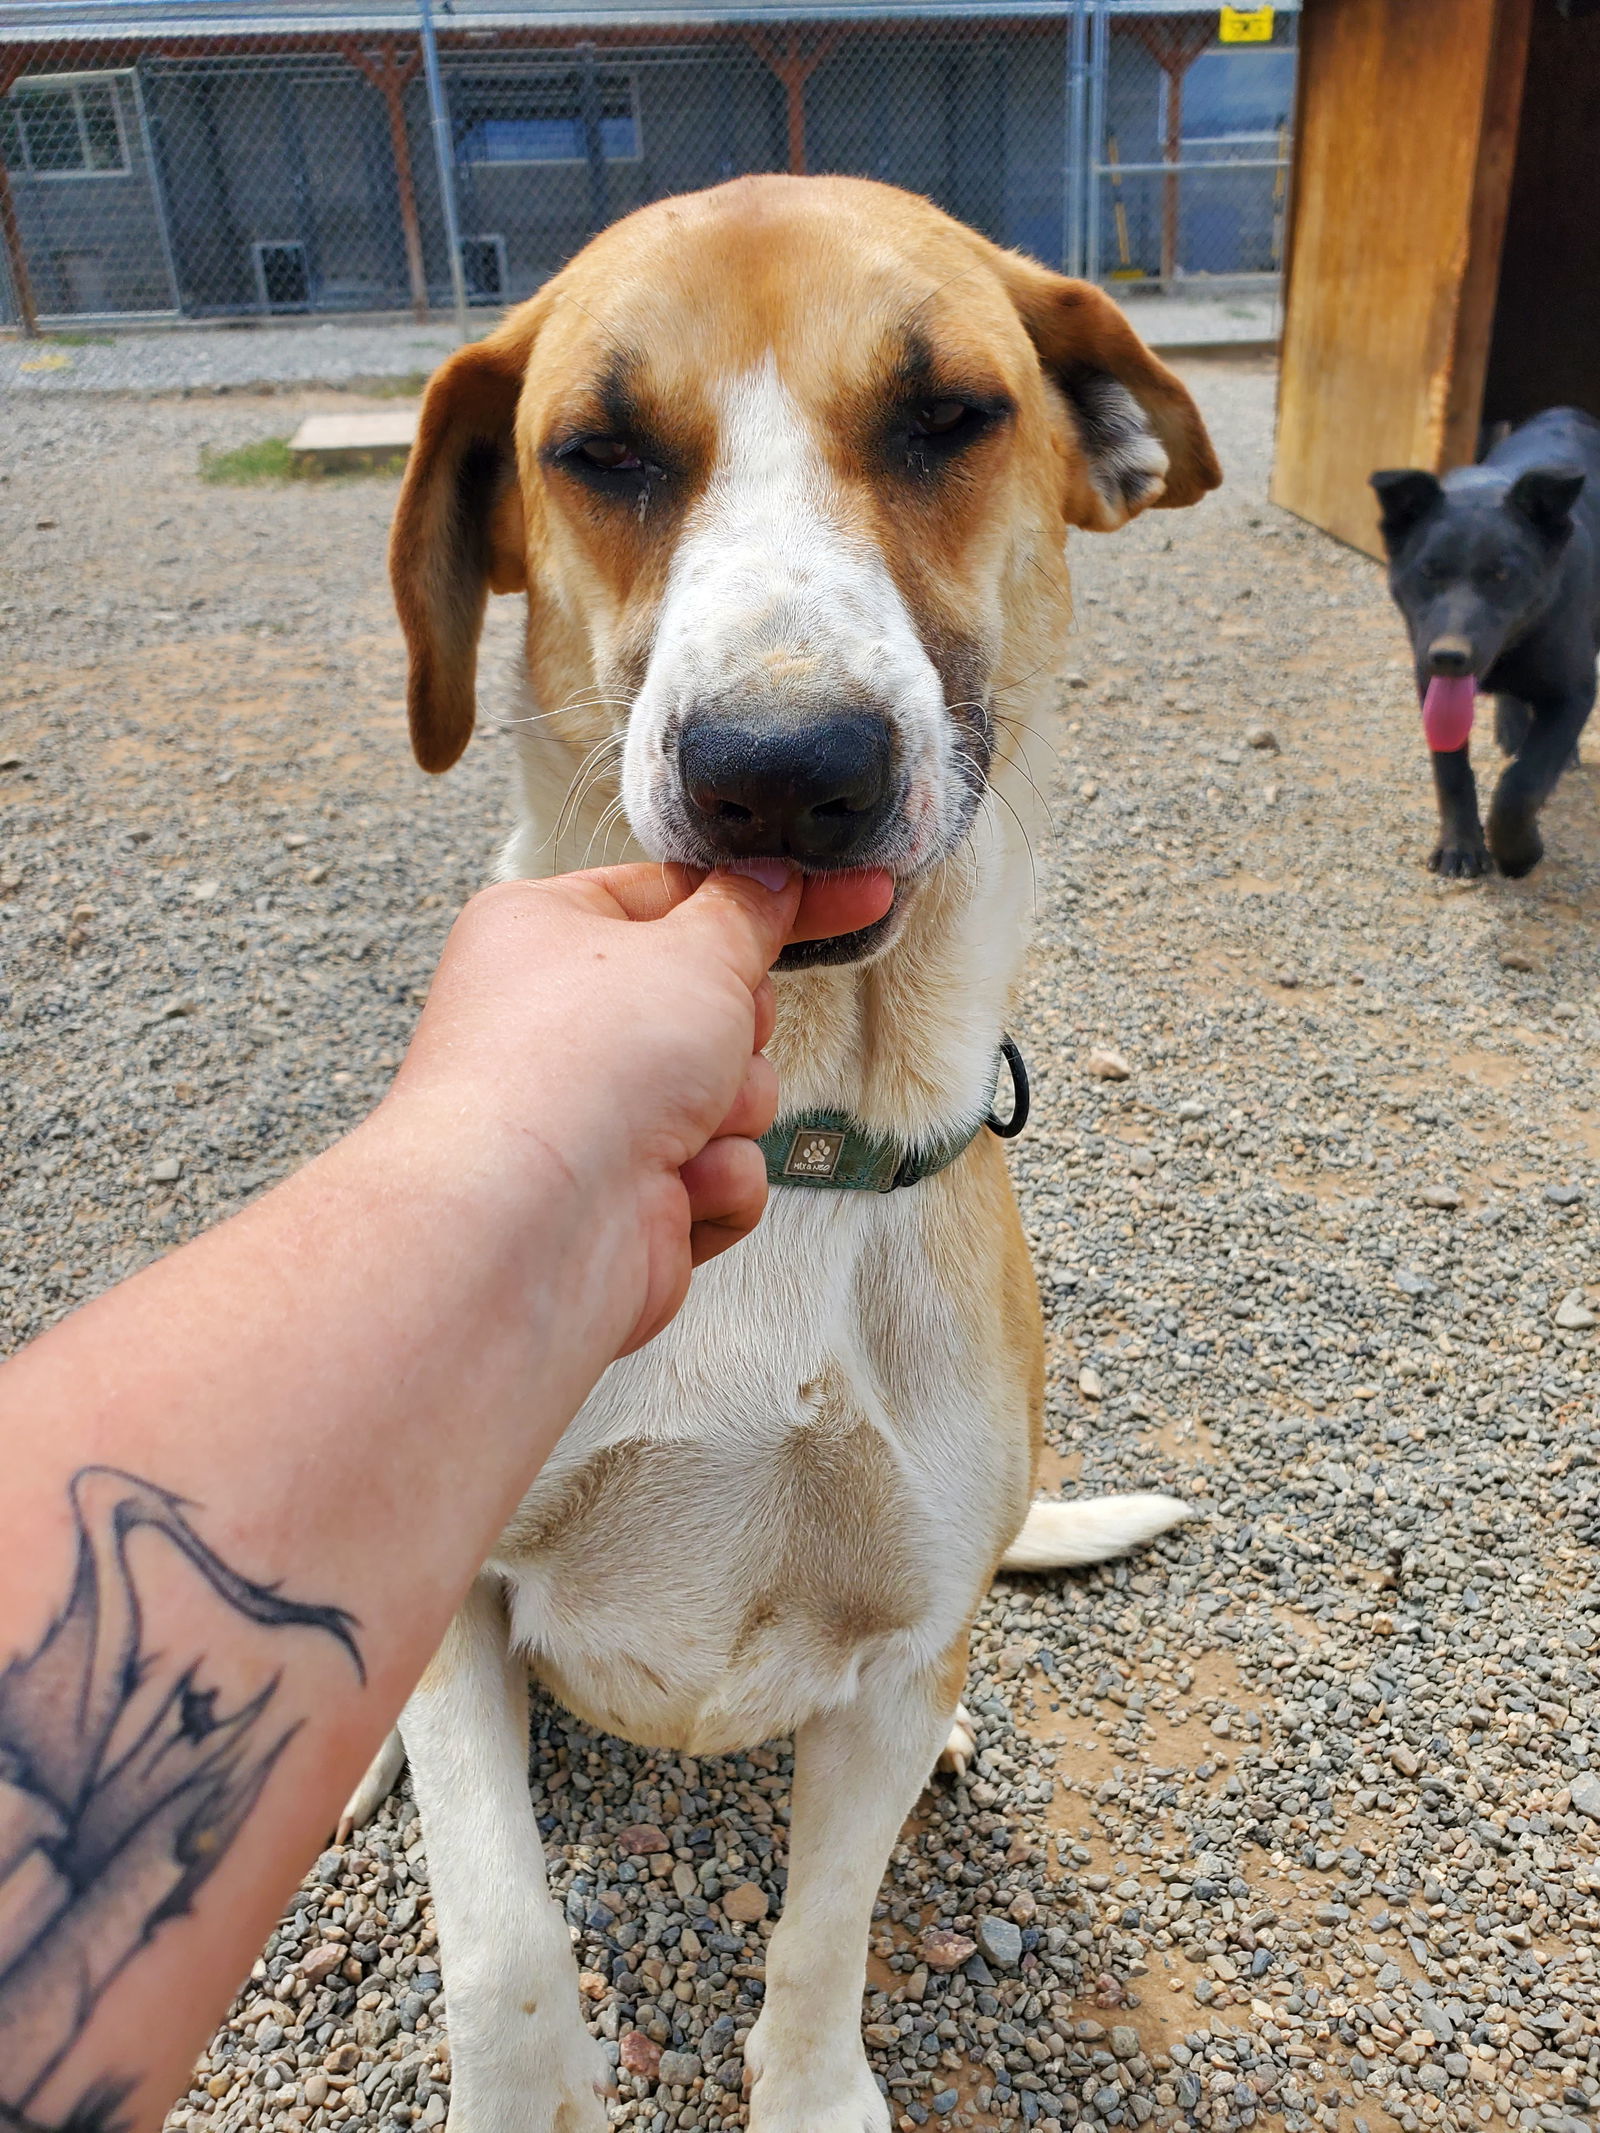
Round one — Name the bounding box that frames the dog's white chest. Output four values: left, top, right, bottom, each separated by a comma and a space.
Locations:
490, 1190, 1021, 1756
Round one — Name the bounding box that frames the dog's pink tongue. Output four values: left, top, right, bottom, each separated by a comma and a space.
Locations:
1421, 676, 1477, 752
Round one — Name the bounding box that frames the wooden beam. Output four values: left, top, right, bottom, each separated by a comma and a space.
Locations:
342, 39, 428, 323
0, 52, 39, 337
746, 30, 839, 176
1127, 19, 1215, 286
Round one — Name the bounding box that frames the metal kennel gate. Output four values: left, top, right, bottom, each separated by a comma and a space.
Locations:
0, 0, 1298, 337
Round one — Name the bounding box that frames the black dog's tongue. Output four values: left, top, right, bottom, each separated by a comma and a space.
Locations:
1421, 676, 1476, 752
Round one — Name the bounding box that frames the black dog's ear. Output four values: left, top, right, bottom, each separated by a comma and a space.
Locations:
1369, 468, 1443, 550
1509, 466, 1586, 541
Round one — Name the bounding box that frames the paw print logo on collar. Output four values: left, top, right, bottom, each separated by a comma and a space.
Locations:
783, 1129, 847, 1180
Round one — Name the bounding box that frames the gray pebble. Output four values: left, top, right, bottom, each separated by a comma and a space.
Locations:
975, 1917, 1023, 1969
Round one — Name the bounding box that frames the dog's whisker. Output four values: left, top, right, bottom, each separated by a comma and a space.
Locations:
990, 654, 1077, 704
983, 783, 1041, 917
992, 741, 1058, 836
555, 752, 620, 843
582, 795, 634, 868
503, 696, 635, 731
555, 734, 627, 847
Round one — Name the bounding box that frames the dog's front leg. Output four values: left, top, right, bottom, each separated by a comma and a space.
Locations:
402, 1577, 611, 2133
746, 1660, 959, 2133
1487, 688, 1596, 877
1427, 744, 1491, 877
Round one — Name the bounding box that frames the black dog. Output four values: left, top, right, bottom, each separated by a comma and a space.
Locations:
1371, 407, 1600, 877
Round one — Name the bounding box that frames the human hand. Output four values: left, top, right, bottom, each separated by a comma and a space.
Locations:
385, 863, 893, 1353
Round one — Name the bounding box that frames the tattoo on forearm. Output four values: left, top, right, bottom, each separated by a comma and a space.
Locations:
0, 1468, 364, 2133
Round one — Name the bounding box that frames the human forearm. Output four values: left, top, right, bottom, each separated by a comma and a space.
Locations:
0, 1100, 618, 2133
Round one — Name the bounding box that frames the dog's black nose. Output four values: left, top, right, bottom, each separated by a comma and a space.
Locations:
1427, 636, 1475, 679
678, 709, 896, 863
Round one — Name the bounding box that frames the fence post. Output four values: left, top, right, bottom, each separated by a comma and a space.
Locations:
745, 31, 838, 178
574, 42, 609, 236
0, 54, 39, 337
1130, 17, 1213, 288
344, 39, 429, 322
417, 0, 468, 341
1064, 0, 1088, 275
1085, 0, 1108, 285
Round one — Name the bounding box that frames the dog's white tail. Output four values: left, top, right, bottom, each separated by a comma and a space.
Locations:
999, 1493, 1191, 1572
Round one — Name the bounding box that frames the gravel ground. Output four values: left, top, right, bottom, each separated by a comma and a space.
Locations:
2, 359, 1598, 2133
1, 320, 462, 396
0, 290, 1274, 399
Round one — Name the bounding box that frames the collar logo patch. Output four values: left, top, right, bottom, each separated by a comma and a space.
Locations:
783, 1128, 847, 1180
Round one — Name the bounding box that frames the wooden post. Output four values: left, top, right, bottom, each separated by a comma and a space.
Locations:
343, 39, 428, 322
1270, 0, 1533, 555
1130, 19, 1214, 287
746, 30, 839, 176
0, 54, 39, 338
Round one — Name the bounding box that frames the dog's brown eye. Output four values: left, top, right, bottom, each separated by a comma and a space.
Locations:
577, 436, 643, 473
912, 401, 972, 437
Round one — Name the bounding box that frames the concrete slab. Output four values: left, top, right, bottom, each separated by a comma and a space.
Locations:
288, 407, 418, 473
1115, 287, 1281, 351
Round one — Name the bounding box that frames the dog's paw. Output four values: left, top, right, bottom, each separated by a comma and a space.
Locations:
746, 2027, 889, 2133
935, 1702, 977, 1779
1428, 839, 1492, 879
1488, 815, 1543, 878
445, 2015, 614, 2133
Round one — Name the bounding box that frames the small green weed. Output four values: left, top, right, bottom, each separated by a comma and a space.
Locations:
48, 330, 116, 347
199, 433, 411, 483
199, 436, 297, 485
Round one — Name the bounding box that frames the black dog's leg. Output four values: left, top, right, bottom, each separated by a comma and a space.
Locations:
1494, 695, 1532, 757
1487, 690, 1596, 877
1428, 747, 1490, 877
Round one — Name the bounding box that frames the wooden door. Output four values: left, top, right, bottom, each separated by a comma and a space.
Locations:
1270, 0, 1533, 556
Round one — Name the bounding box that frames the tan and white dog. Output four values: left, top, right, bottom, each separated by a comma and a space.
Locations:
345, 175, 1220, 2133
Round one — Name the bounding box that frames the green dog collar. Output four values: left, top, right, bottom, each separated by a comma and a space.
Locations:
761, 1037, 1030, 1192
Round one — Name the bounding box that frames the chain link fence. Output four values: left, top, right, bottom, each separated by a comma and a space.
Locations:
0, 0, 1296, 337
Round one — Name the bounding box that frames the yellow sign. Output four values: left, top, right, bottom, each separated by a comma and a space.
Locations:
1220, 5, 1275, 41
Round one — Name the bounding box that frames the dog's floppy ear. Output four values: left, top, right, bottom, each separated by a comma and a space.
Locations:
998, 257, 1220, 530
390, 310, 541, 773
1369, 468, 1443, 553
1509, 466, 1586, 542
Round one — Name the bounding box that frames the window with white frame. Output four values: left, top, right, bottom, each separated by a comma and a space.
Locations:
0, 74, 129, 178
452, 74, 640, 166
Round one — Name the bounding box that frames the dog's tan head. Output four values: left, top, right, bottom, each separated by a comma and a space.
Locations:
393, 175, 1218, 961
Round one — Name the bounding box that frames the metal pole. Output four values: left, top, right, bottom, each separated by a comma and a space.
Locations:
575, 41, 610, 237
1085, 0, 1108, 287
131, 68, 184, 318
1063, 0, 1087, 275
417, 0, 468, 341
